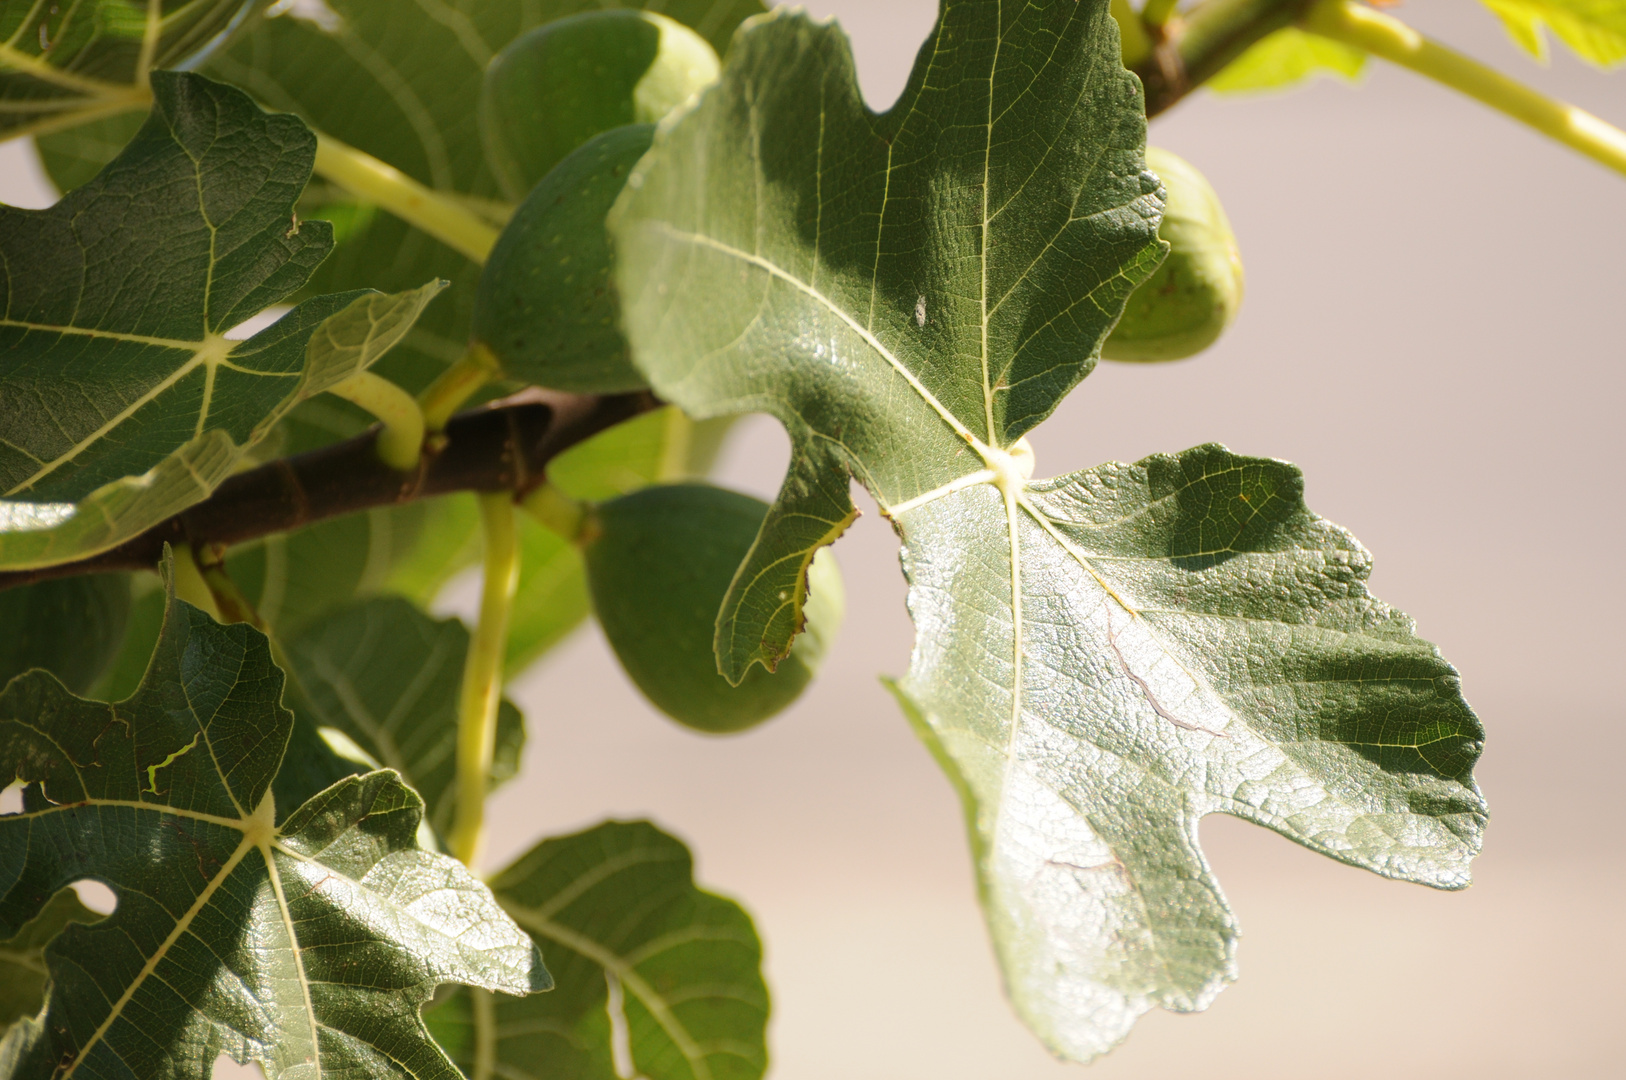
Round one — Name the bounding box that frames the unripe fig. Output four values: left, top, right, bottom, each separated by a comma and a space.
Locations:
1103, 147, 1244, 362
474, 124, 654, 392
584, 484, 843, 734
480, 10, 720, 199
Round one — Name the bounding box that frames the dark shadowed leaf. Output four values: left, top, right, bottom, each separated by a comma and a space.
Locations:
0, 574, 129, 693
0, 889, 98, 1034
282, 597, 525, 845
427, 820, 767, 1080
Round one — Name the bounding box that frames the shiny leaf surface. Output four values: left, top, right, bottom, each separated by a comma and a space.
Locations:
611, 0, 1486, 1060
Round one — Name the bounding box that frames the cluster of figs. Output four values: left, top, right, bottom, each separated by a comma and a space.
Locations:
470, 11, 1244, 733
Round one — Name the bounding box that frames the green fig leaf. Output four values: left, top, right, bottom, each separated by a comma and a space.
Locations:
87, 573, 166, 702
174, 0, 767, 395
426, 820, 768, 1080
0, 0, 255, 140
0, 574, 130, 694
281, 596, 525, 845
227, 500, 436, 636
1207, 27, 1366, 94
1478, 0, 1626, 67
0, 566, 548, 1080
0, 889, 98, 1034
610, 0, 1485, 1060
0, 71, 440, 571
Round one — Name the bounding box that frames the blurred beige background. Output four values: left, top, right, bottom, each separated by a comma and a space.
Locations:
5, 2, 1622, 1076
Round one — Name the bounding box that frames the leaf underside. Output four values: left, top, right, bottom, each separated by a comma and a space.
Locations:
0, 568, 546, 1080
611, 0, 1486, 1060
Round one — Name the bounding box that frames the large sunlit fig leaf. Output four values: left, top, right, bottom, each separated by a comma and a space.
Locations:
1479, 0, 1626, 66
282, 596, 525, 845
161, 0, 769, 395
0, 0, 257, 140
0, 570, 548, 1080
426, 820, 768, 1080
611, 0, 1486, 1061
0, 71, 440, 570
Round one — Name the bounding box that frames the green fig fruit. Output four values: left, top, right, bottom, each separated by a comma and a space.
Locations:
474, 124, 655, 392
1103, 147, 1244, 362
480, 10, 720, 200
584, 484, 843, 734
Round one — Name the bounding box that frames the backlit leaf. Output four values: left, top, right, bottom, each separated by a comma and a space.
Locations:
1479, 0, 1626, 67
610, 0, 1486, 1060
1208, 27, 1366, 94
0, 0, 256, 140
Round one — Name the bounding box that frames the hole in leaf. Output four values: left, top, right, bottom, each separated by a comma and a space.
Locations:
212, 1054, 266, 1079
1, 779, 22, 815
224, 304, 293, 341
69, 880, 117, 916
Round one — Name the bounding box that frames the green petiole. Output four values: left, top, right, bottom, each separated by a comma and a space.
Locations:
1302, 0, 1626, 179
449, 492, 521, 867
419, 343, 504, 433
326, 370, 426, 471
313, 131, 501, 264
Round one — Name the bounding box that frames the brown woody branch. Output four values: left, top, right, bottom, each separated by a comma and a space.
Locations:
0, 390, 657, 592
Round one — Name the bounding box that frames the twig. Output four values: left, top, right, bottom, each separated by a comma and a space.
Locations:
0, 391, 657, 592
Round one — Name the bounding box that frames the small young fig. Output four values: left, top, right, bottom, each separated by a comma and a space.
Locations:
480, 10, 720, 199
473, 124, 654, 392
1103, 147, 1245, 362
583, 484, 843, 734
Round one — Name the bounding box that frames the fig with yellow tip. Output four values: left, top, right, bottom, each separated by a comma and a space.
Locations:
1103, 147, 1244, 362
583, 484, 843, 734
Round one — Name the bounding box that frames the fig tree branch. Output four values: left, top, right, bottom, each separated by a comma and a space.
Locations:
0, 390, 657, 593
1132, 0, 1312, 117
1302, 0, 1626, 178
